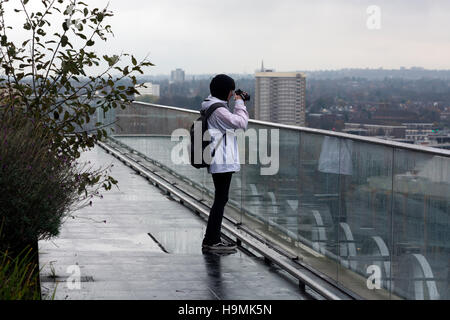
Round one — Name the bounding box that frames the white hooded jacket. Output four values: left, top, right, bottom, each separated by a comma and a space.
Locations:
200, 95, 249, 174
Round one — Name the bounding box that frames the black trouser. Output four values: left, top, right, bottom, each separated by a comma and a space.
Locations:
203, 172, 234, 245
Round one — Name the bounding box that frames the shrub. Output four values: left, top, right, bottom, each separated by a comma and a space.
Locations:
0, 109, 112, 251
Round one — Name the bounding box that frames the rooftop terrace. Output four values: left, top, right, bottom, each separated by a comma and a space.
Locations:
39, 146, 313, 300
39, 101, 450, 300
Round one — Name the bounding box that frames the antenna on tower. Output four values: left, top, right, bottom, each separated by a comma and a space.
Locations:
261, 60, 265, 72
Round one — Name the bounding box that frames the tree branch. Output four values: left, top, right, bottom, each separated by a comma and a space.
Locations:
20, 0, 38, 98
0, 11, 31, 111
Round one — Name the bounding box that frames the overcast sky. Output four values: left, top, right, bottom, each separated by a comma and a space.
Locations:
4, 0, 450, 75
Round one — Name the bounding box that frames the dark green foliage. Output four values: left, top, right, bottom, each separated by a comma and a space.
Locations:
0, 110, 112, 250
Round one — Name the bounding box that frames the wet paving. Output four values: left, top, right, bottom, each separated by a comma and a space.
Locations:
39, 146, 310, 300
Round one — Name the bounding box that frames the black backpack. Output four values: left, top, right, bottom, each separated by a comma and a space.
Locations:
189, 103, 224, 169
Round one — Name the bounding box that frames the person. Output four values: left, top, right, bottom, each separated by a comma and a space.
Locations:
200, 74, 249, 252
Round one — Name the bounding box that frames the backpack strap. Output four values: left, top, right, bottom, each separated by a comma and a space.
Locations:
202, 103, 226, 159
202, 103, 225, 120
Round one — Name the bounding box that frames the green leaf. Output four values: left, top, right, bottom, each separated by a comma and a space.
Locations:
61, 35, 68, 47
132, 56, 137, 66
86, 40, 94, 46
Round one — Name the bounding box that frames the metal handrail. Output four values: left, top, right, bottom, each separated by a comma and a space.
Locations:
130, 101, 450, 157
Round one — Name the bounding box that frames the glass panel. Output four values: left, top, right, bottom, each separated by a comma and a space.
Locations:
112, 103, 206, 194
115, 102, 196, 135
239, 123, 272, 240
297, 133, 340, 283
261, 126, 300, 255
239, 122, 302, 254
392, 149, 450, 300
336, 139, 394, 299
238, 169, 244, 225
272, 127, 302, 255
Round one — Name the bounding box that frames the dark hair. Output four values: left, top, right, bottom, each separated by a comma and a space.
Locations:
210, 74, 235, 101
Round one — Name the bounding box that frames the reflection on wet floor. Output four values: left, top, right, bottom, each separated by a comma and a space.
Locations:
39, 146, 307, 300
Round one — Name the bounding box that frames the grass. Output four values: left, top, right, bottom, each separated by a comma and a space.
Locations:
0, 246, 41, 300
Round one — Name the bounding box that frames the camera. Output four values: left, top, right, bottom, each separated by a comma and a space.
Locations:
235, 89, 251, 101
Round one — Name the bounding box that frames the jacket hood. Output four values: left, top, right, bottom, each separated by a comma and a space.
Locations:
200, 95, 228, 113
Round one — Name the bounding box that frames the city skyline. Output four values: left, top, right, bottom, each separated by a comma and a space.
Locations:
137, 66, 450, 78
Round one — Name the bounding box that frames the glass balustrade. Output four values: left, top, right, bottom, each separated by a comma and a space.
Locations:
102, 101, 449, 300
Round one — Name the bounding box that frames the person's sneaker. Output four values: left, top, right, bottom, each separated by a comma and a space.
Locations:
202, 241, 237, 252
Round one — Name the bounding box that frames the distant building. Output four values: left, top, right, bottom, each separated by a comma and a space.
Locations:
344, 122, 445, 146
307, 113, 339, 131
403, 123, 435, 142
138, 82, 160, 97
371, 105, 418, 124
440, 111, 450, 121
254, 60, 274, 73
345, 123, 406, 139
170, 68, 185, 83
255, 71, 306, 127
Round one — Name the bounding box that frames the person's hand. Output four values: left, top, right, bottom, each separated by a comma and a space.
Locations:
235, 93, 243, 101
